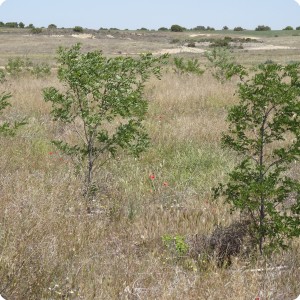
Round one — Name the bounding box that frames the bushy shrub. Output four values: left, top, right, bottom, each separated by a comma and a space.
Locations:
283, 26, 294, 30
73, 26, 83, 33
31, 27, 42, 34
187, 41, 196, 47
170, 24, 185, 32
158, 27, 168, 31
0, 92, 26, 136
5, 57, 31, 77
5, 22, 18, 28
233, 26, 244, 31
206, 26, 215, 31
192, 25, 206, 31
5, 57, 51, 78
48, 24, 57, 29
0, 70, 5, 83
209, 38, 230, 48
170, 38, 180, 44
223, 26, 229, 30
173, 57, 204, 76
31, 62, 51, 78
255, 25, 271, 31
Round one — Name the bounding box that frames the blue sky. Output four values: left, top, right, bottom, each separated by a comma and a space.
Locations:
0, 0, 299, 30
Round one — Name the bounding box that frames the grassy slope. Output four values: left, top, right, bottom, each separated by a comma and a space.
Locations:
0, 30, 299, 299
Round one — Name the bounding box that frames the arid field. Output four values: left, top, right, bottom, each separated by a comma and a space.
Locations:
0, 28, 299, 299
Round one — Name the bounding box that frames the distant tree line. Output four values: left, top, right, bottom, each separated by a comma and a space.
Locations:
2, 21, 300, 32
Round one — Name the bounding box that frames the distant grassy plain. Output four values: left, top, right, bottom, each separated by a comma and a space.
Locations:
0, 28, 299, 299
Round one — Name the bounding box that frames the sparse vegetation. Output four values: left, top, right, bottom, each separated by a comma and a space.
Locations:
0, 28, 299, 300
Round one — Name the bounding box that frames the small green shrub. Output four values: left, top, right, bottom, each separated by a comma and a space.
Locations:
158, 27, 169, 31
255, 25, 271, 31
192, 26, 206, 31
205, 48, 247, 83
5, 57, 32, 77
170, 24, 185, 32
233, 26, 244, 31
0, 69, 5, 83
170, 38, 180, 44
173, 57, 204, 76
162, 235, 189, 257
0, 92, 26, 136
31, 27, 42, 34
283, 26, 294, 30
31, 62, 51, 78
210, 38, 230, 48
187, 41, 196, 47
73, 26, 83, 33
48, 24, 57, 29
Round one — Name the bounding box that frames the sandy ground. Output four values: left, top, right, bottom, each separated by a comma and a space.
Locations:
243, 44, 295, 50
71, 34, 95, 39
189, 34, 212, 37
154, 46, 206, 55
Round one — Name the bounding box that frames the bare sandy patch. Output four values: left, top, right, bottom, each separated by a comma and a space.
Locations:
154, 46, 205, 55
49, 35, 64, 38
189, 34, 212, 37
244, 44, 295, 50
71, 34, 95, 39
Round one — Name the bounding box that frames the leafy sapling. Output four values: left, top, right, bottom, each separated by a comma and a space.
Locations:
44, 43, 168, 199
0, 92, 25, 136
205, 47, 247, 83
214, 63, 300, 254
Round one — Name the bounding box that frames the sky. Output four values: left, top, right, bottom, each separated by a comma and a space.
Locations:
0, 0, 299, 30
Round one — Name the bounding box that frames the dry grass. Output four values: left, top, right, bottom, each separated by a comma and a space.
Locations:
0, 30, 299, 299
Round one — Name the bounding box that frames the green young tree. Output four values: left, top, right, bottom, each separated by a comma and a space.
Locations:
205, 47, 247, 83
214, 63, 300, 254
43, 44, 167, 198
173, 57, 204, 76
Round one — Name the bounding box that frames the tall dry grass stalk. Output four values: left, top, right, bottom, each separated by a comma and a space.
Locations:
0, 69, 299, 299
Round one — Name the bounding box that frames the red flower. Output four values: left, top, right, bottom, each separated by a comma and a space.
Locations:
49, 152, 54, 155
149, 174, 155, 180
163, 182, 168, 187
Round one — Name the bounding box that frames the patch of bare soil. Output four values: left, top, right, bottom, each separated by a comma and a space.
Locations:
153, 46, 205, 55
189, 34, 212, 37
244, 44, 295, 50
71, 34, 95, 39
